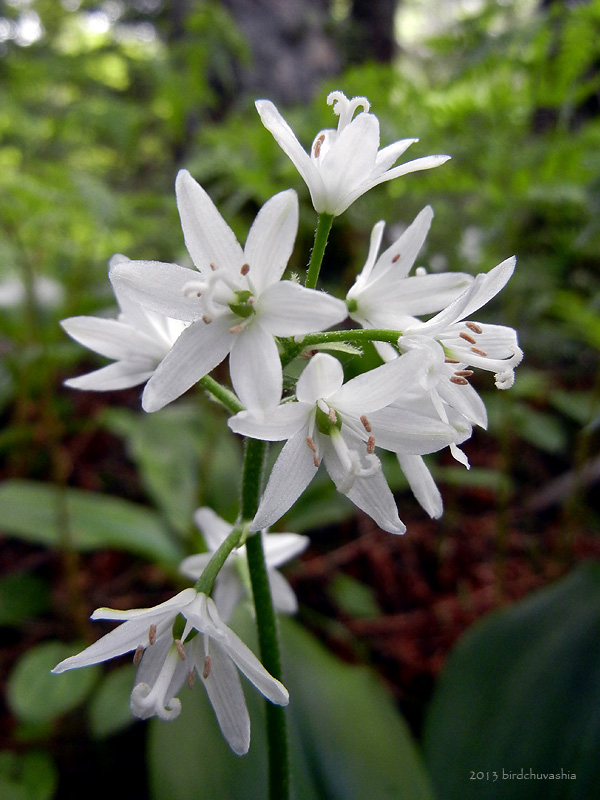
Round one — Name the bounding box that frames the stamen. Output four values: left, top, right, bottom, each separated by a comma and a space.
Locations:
391, 254, 401, 263
313, 454, 321, 468
229, 324, 244, 334
460, 331, 477, 345
313, 133, 325, 158
450, 376, 469, 385
240, 263, 250, 275
133, 645, 144, 665
148, 625, 157, 646
471, 346, 488, 356
328, 407, 337, 425
209, 262, 217, 271
187, 670, 195, 689
454, 369, 474, 377
203, 655, 211, 679
367, 435, 375, 454
174, 639, 186, 661
360, 415, 372, 432
202, 314, 212, 324
445, 357, 460, 364
306, 437, 317, 453
465, 321, 483, 334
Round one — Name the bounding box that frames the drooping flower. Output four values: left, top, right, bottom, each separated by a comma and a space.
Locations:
110, 171, 347, 413
228, 351, 458, 534
255, 91, 450, 216
52, 589, 288, 755
346, 207, 473, 333
180, 507, 310, 620
61, 256, 187, 392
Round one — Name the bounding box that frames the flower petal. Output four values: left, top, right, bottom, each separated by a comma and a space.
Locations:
258, 282, 347, 336
244, 190, 298, 292
397, 453, 443, 518
296, 352, 344, 404
110, 260, 203, 322
229, 401, 309, 441
229, 322, 282, 414
65, 361, 155, 392
193, 507, 233, 551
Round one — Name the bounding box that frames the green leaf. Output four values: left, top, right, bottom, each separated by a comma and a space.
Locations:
0, 573, 50, 627
7, 641, 99, 723
88, 664, 137, 739
148, 615, 434, 800
0, 480, 183, 565
423, 562, 600, 799
0, 750, 58, 800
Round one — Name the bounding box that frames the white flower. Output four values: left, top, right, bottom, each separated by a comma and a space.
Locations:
61, 256, 187, 392
346, 207, 473, 332
255, 91, 450, 216
180, 507, 309, 620
229, 352, 457, 535
110, 171, 347, 413
52, 589, 288, 755
402, 256, 523, 390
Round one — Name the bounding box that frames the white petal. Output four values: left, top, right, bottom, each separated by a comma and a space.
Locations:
367, 405, 457, 454
255, 100, 321, 202
110, 260, 202, 322
263, 532, 310, 568
229, 322, 282, 414
61, 316, 158, 361
193, 507, 233, 551
397, 453, 443, 518
65, 361, 155, 392
215, 627, 289, 706
142, 317, 234, 412
258, 282, 347, 336
373, 138, 419, 172
175, 170, 245, 272
244, 190, 298, 292
200, 639, 251, 755
179, 552, 212, 579
228, 402, 309, 441
268, 569, 298, 615
212, 571, 246, 623
251, 431, 318, 531
296, 353, 344, 404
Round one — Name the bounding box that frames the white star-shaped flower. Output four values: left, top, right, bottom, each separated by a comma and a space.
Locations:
346, 207, 473, 332
52, 589, 288, 755
180, 507, 309, 620
110, 171, 347, 413
229, 351, 457, 534
61, 257, 187, 392
256, 91, 450, 216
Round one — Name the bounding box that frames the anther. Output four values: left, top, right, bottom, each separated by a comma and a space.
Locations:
313, 133, 326, 158
306, 437, 317, 453
367, 435, 375, 454
229, 324, 244, 334
174, 639, 186, 661
391, 254, 401, 263
471, 346, 488, 356
209, 262, 217, 271
133, 645, 144, 665
450, 376, 469, 385
465, 321, 483, 334
203, 655, 211, 679
445, 357, 460, 364
187, 670, 196, 689
454, 369, 474, 377
240, 263, 250, 275
148, 624, 157, 646
313, 454, 321, 468
202, 314, 212, 324
360, 415, 372, 432
460, 331, 477, 345
328, 408, 337, 424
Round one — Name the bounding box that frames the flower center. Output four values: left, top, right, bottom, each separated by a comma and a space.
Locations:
182, 262, 256, 327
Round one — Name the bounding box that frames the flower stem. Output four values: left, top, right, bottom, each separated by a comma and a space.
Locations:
193, 525, 245, 596
305, 213, 334, 289
199, 375, 244, 415
281, 327, 403, 367
242, 438, 289, 800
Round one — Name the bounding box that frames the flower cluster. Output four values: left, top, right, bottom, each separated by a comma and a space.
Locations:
56, 90, 522, 750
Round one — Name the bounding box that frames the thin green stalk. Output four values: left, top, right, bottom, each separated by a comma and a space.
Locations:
281, 327, 404, 367
193, 524, 246, 596
199, 374, 244, 414
305, 213, 334, 289
242, 438, 289, 800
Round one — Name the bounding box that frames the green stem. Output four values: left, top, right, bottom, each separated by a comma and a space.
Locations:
193, 524, 246, 596
199, 374, 244, 415
281, 327, 403, 367
242, 438, 289, 800
306, 213, 334, 289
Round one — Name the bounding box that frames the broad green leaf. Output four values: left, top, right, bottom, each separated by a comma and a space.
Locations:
0, 750, 58, 800
148, 615, 434, 800
7, 641, 99, 723
88, 664, 137, 739
0, 480, 182, 565
423, 562, 600, 799
0, 574, 50, 627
